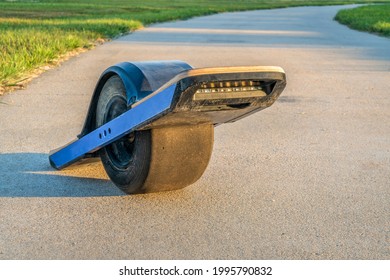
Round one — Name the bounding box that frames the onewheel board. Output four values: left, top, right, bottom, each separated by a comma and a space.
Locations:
49, 61, 286, 194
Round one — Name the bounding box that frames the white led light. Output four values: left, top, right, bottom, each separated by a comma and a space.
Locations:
194, 80, 268, 100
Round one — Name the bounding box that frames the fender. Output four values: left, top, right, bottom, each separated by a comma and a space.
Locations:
79, 61, 192, 138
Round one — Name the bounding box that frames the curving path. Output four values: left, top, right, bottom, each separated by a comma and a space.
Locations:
0, 5, 389, 259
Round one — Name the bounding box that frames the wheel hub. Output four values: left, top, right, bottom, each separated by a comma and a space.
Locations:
104, 96, 135, 169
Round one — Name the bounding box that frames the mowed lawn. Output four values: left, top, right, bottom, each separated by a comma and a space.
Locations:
335, 4, 390, 37
1, 0, 389, 92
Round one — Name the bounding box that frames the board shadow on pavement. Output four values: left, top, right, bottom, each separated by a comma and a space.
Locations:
0, 153, 125, 197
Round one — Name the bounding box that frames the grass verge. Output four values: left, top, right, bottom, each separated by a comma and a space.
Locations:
335, 4, 390, 37
1, 0, 390, 93
0, 16, 142, 93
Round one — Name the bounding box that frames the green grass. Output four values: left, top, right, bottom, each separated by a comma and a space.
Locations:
335, 4, 390, 37
1, 0, 390, 92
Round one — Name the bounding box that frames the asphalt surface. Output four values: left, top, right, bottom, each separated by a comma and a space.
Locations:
0, 5, 389, 259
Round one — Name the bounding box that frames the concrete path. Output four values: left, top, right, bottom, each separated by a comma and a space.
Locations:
0, 5, 389, 259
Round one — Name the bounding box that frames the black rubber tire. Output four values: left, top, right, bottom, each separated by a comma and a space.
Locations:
96, 75, 151, 194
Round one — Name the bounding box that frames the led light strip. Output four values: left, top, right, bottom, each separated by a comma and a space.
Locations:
194, 80, 267, 100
